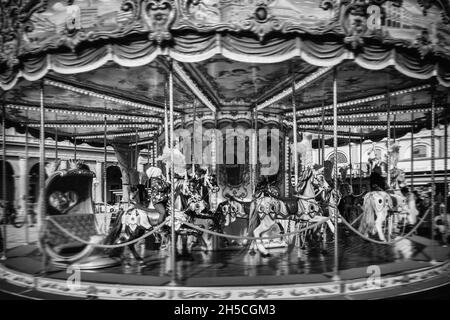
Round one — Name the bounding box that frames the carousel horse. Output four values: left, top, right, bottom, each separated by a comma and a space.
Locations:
338, 183, 364, 224
216, 175, 282, 248
367, 143, 380, 172
105, 174, 171, 263
184, 168, 221, 252
311, 167, 341, 233
108, 164, 220, 262
359, 190, 394, 241
389, 168, 419, 226
358, 165, 415, 241
215, 194, 252, 247
247, 167, 326, 256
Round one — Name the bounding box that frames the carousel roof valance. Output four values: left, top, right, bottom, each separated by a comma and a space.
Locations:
1, 0, 450, 91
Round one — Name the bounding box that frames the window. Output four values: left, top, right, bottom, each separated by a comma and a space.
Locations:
327, 151, 348, 164
413, 145, 428, 158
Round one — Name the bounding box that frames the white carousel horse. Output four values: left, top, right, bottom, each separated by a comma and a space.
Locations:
390, 169, 419, 226
360, 167, 419, 242
359, 190, 393, 241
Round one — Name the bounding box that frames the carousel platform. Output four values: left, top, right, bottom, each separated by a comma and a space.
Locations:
1, 234, 449, 300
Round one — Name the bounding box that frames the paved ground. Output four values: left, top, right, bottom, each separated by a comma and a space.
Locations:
1, 224, 39, 249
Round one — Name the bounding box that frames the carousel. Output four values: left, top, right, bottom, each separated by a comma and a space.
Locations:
0, 0, 450, 300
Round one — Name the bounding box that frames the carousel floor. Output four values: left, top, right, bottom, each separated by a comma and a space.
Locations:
2, 231, 449, 287
1, 232, 450, 299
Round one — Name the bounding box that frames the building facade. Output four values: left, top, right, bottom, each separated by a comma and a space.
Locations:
315, 124, 450, 194
0, 127, 124, 214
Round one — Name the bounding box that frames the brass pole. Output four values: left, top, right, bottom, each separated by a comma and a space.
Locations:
192, 100, 197, 176
1, 97, 7, 259
348, 127, 352, 190
332, 68, 340, 281
74, 134, 77, 161
24, 108, 30, 244
411, 112, 414, 190
164, 83, 169, 181
168, 59, 177, 286
359, 129, 363, 193
386, 88, 392, 241
386, 89, 391, 190
135, 128, 139, 170
321, 103, 325, 166
103, 114, 107, 231
39, 81, 46, 270
253, 110, 258, 193
55, 114, 58, 161
292, 74, 298, 190
444, 107, 448, 244
430, 85, 436, 263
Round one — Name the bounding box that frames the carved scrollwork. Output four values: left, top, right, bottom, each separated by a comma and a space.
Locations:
238, 289, 284, 299
142, 0, 176, 43
240, 3, 282, 42
178, 291, 232, 299
121, 0, 142, 20
0, 0, 48, 68
319, 0, 337, 11
119, 0, 176, 43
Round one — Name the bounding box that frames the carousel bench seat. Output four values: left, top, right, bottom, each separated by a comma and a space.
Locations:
45, 213, 104, 262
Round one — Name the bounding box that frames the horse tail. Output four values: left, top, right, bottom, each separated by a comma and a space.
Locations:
248, 200, 260, 237
359, 193, 376, 236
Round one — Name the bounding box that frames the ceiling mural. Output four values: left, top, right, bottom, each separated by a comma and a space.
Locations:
5, 61, 195, 113
65, 61, 193, 106
282, 63, 429, 111
190, 57, 316, 107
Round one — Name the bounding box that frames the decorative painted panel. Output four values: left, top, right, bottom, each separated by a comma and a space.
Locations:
174, 0, 341, 40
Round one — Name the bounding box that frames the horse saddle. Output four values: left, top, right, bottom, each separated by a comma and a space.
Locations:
225, 194, 252, 215
278, 197, 298, 216
390, 195, 398, 209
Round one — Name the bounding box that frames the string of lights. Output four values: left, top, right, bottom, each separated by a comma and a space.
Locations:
5, 103, 162, 122
44, 78, 175, 114
285, 84, 432, 116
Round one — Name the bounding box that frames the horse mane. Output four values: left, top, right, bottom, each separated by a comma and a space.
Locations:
296, 167, 312, 194
359, 194, 376, 236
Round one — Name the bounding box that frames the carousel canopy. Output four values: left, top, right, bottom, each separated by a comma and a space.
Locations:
1, 0, 449, 147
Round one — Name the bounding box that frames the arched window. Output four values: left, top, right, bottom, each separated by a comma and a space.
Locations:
413, 145, 428, 158
0, 161, 15, 204
106, 166, 122, 204
327, 151, 348, 164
